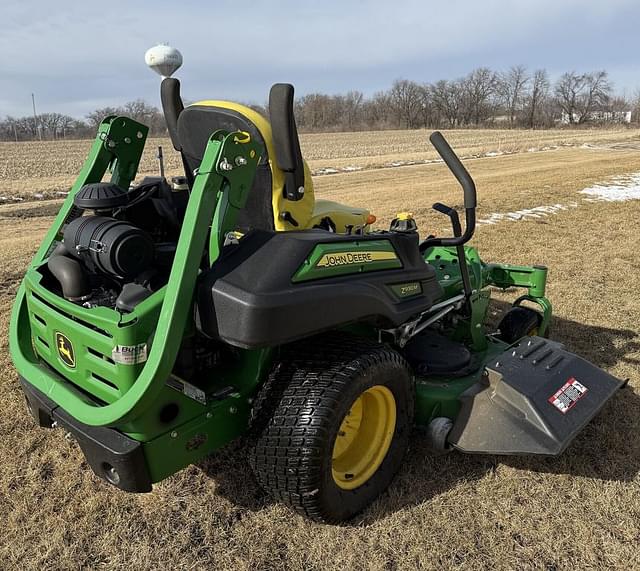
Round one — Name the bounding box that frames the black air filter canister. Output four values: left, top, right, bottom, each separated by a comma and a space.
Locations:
64, 216, 154, 279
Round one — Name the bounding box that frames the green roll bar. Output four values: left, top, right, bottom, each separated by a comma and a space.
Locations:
10, 117, 261, 427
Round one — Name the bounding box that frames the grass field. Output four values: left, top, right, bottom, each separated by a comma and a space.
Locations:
1, 128, 639, 570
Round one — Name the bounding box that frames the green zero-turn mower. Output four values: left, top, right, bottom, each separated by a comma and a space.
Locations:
10, 71, 625, 523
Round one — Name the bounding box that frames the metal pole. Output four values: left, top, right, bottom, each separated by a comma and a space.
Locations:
31, 93, 41, 140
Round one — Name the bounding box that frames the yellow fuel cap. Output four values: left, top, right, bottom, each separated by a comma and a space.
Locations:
395, 212, 414, 221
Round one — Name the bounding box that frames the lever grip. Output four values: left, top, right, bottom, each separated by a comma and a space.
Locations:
432, 202, 454, 216
432, 202, 462, 237
429, 131, 477, 209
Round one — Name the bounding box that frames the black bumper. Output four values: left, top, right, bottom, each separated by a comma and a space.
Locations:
19, 377, 152, 492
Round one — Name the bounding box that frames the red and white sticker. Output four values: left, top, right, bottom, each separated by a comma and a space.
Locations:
548, 377, 588, 414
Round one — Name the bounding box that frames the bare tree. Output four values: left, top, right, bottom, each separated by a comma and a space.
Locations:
555, 71, 611, 124
361, 91, 393, 128
523, 69, 550, 128
575, 71, 611, 123
499, 65, 529, 127
417, 84, 435, 128
631, 90, 640, 123
122, 99, 163, 128
430, 79, 464, 127
389, 79, 423, 128
86, 107, 120, 128
555, 71, 584, 124
1, 116, 21, 141
461, 68, 498, 125
343, 91, 364, 130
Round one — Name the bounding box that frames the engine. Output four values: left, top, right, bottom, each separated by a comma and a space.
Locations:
46, 178, 188, 312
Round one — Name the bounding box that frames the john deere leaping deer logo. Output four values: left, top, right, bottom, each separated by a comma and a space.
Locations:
55, 332, 75, 368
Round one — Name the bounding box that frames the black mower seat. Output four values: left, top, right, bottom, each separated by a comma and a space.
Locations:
196, 229, 443, 349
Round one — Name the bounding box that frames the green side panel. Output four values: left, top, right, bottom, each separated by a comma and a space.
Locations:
143, 395, 251, 483
423, 245, 483, 299
292, 239, 402, 282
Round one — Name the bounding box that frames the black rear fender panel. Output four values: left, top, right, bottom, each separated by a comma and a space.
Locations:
196, 230, 443, 349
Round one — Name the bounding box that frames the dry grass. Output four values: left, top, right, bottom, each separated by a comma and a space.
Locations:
1, 130, 639, 570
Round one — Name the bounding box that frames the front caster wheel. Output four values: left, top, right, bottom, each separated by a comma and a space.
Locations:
249, 333, 414, 523
497, 306, 545, 344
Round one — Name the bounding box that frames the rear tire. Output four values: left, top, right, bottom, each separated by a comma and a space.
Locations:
497, 306, 544, 344
249, 332, 413, 523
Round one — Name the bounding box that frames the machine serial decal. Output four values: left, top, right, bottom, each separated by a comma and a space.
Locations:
55, 332, 76, 368
112, 343, 148, 365
316, 251, 397, 268
548, 377, 588, 414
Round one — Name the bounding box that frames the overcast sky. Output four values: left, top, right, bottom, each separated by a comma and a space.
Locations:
1, 0, 638, 118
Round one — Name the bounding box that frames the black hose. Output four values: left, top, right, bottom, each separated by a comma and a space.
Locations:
48, 255, 90, 301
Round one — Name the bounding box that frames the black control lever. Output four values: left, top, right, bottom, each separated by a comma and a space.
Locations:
431, 202, 473, 302
432, 202, 462, 237
419, 132, 476, 253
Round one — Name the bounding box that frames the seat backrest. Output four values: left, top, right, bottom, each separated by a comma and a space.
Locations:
178, 102, 276, 232
160, 79, 316, 232
268, 84, 306, 202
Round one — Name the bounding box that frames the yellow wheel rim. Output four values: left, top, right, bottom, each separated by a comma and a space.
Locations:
332, 385, 396, 490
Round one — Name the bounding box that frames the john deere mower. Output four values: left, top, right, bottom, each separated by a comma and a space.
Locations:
10, 51, 624, 523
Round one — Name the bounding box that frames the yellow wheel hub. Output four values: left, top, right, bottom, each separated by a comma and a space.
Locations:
332, 385, 397, 490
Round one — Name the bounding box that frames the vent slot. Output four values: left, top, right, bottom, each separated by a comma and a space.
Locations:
33, 314, 47, 327
87, 346, 115, 365
91, 373, 120, 393
30, 291, 113, 338
36, 336, 50, 349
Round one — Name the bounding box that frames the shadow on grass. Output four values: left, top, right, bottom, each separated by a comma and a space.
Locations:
199, 301, 640, 522
197, 442, 273, 512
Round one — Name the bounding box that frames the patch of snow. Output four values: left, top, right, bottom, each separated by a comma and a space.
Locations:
477, 203, 578, 226
315, 167, 340, 175
484, 151, 503, 157
579, 172, 640, 202
342, 165, 362, 172
33, 193, 44, 199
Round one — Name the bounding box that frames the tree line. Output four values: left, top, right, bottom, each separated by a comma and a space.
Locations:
2, 67, 639, 141
0, 99, 165, 142
290, 68, 637, 131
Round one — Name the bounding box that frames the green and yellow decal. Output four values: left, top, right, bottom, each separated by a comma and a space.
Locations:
292, 240, 402, 282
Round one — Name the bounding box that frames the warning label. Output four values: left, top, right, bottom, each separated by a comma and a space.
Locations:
548, 377, 588, 414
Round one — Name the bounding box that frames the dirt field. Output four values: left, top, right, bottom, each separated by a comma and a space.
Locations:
1, 129, 639, 570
